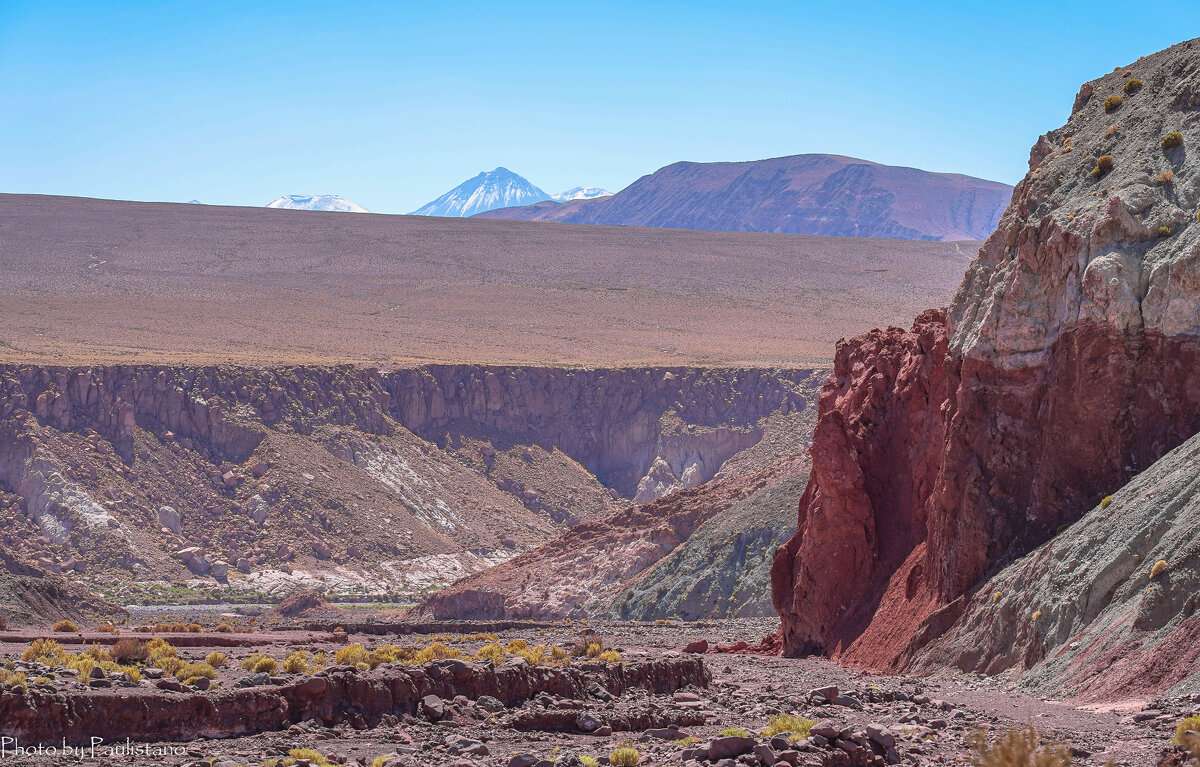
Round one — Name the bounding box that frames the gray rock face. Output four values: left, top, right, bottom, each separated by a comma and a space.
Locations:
910, 429, 1200, 702
951, 40, 1200, 370
157, 506, 181, 533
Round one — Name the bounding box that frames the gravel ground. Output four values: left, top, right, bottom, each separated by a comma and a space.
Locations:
0, 619, 1189, 767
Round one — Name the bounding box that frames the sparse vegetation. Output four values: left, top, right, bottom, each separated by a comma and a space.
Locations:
597, 649, 622, 663
762, 713, 817, 742
1123, 78, 1143, 94
608, 745, 640, 766
1031, 610, 1042, 621
1151, 559, 1169, 578
966, 724, 1073, 767
1104, 94, 1123, 112
1091, 155, 1114, 178
1162, 132, 1184, 149
253, 657, 278, 674
580, 756, 600, 767
718, 727, 751, 737
992, 591, 1002, 603
1174, 715, 1200, 744
205, 651, 229, 668
1159, 170, 1175, 185
1100, 495, 1113, 509
215, 622, 233, 633
112, 638, 149, 663
1160, 226, 1173, 238
52, 620, 79, 632
282, 748, 331, 767
281, 651, 310, 673
335, 643, 370, 666
1106, 125, 1118, 136
175, 662, 218, 682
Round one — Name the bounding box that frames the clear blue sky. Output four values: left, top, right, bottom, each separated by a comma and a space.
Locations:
0, 1, 1193, 214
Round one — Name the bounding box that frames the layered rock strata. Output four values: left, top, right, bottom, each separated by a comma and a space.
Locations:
773, 39, 1200, 670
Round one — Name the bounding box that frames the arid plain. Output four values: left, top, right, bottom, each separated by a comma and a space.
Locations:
0, 193, 974, 367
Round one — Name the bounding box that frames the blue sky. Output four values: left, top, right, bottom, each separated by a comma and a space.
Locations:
0, 1, 1194, 214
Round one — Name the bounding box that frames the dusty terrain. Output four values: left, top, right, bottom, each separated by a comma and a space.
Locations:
0, 193, 973, 367
476, 154, 1012, 242
0, 618, 1187, 766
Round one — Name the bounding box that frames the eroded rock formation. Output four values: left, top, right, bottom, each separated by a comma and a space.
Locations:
0, 364, 818, 601
773, 39, 1200, 670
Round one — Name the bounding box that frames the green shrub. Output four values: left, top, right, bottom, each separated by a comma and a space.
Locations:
718, 727, 751, 737
762, 713, 817, 742
1123, 78, 1143, 94
1162, 131, 1184, 149
1104, 94, 1123, 112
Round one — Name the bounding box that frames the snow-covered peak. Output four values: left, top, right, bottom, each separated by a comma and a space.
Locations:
267, 195, 369, 213
551, 186, 612, 202
410, 168, 551, 217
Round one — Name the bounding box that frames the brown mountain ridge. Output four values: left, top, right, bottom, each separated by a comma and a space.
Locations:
475, 153, 1013, 241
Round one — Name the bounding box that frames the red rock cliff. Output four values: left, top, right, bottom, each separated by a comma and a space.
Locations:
773, 38, 1200, 668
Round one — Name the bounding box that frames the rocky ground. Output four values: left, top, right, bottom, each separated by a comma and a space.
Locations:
0, 618, 1190, 767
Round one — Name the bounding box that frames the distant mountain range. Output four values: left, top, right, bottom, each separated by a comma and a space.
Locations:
267, 195, 369, 213
551, 186, 612, 202
475, 154, 1013, 241
410, 169, 610, 217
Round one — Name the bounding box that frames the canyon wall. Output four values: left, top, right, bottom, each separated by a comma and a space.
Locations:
0, 363, 820, 606
773, 39, 1200, 669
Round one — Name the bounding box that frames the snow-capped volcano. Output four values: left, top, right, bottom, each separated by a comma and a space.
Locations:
410, 168, 550, 217
551, 186, 612, 202
267, 195, 369, 213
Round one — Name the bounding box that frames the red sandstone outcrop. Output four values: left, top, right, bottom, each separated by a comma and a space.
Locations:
773, 39, 1200, 672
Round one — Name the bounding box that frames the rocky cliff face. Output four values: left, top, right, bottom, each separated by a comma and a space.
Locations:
390, 366, 823, 500
417, 454, 810, 621
773, 39, 1200, 671
908, 430, 1200, 703
0, 364, 819, 604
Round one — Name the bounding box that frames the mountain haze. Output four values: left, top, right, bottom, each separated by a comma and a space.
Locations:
477, 153, 1012, 241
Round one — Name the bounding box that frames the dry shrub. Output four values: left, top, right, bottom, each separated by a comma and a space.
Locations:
111, 638, 150, 664
52, 620, 79, 633
1104, 94, 1123, 112
966, 724, 1072, 767
205, 651, 229, 668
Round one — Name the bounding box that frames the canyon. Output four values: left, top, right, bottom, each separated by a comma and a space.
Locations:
0, 363, 825, 615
